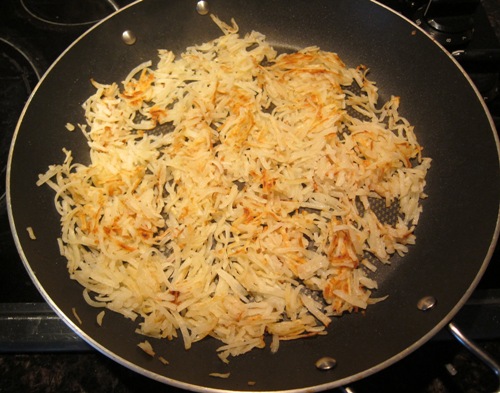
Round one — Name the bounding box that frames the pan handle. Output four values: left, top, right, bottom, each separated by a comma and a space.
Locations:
448, 322, 500, 393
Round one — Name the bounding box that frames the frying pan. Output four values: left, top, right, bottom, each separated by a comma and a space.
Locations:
6, 0, 500, 391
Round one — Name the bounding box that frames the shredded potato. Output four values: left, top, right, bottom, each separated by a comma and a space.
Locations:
37, 16, 430, 363
138, 340, 155, 357
209, 372, 231, 379
96, 310, 105, 326
72, 307, 82, 325
26, 226, 36, 240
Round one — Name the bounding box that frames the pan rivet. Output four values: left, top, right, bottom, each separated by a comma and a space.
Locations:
122, 30, 137, 45
417, 296, 437, 311
196, 0, 209, 15
315, 356, 337, 371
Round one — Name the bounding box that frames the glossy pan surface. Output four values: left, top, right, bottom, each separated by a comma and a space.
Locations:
7, 0, 500, 391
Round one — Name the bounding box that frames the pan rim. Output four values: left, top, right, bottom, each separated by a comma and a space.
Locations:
6, 0, 500, 391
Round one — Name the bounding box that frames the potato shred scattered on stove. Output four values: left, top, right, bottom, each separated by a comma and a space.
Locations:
37, 16, 431, 362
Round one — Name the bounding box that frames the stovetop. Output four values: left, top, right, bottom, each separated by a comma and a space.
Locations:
0, 0, 499, 392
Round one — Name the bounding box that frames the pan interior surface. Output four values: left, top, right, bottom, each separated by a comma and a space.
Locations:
7, 0, 500, 391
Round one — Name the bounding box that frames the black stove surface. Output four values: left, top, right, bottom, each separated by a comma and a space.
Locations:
0, 0, 499, 392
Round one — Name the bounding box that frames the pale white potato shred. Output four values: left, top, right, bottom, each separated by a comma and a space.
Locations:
38, 17, 431, 363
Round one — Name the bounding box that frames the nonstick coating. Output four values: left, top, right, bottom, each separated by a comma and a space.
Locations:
7, 0, 500, 391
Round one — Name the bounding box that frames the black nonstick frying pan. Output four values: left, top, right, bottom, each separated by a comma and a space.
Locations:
7, 0, 500, 391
